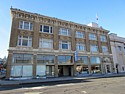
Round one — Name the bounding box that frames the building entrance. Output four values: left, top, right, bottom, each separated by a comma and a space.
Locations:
58, 66, 72, 77
106, 64, 111, 73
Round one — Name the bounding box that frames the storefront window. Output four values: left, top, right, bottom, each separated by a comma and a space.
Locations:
12, 54, 33, 63
77, 56, 88, 65
90, 56, 100, 64
90, 56, 101, 74
91, 65, 101, 74
37, 55, 54, 64
76, 65, 89, 74
22, 65, 32, 77
46, 66, 55, 77
11, 65, 32, 77
36, 65, 46, 77
58, 55, 72, 64
11, 66, 22, 77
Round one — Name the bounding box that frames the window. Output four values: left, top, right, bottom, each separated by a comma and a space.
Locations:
39, 39, 53, 49
37, 55, 54, 64
102, 46, 108, 53
59, 41, 71, 50
76, 31, 84, 38
11, 65, 32, 77
19, 21, 33, 30
77, 56, 88, 64
59, 28, 70, 36
76, 42, 86, 51
58, 55, 72, 63
46, 66, 55, 77
40, 25, 53, 33
90, 44, 98, 52
17, 36, 32, 47
89, 33, 97, 40
124, 47, 125, 54
36, 65, 46, 77
118, 46, 121, 52
12, 54, 33, 63
90, 56, 100, 64
100, 35, 107, 42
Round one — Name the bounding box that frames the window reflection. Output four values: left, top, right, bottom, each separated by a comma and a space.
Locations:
37, 55, 55, 64
77, 56, 88, 64
12, 54, 33, 63
11, 65, 32, 77
58, 56, 72, 63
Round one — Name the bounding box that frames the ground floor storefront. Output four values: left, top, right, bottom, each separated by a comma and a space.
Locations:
6, 52, 114, 79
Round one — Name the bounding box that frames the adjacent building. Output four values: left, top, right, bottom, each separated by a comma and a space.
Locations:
6, 8, 113, 79
109, 33, 125, 73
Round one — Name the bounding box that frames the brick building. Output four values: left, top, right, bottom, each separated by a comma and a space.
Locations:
6, 8, 113, 79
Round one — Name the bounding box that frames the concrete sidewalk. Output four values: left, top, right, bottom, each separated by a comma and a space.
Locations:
0, 73, 125, 86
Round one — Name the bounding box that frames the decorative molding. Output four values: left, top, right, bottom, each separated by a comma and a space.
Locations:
10, 8, 109, 33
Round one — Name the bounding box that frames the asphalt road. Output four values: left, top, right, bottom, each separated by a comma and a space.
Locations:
0, 76, 125, 94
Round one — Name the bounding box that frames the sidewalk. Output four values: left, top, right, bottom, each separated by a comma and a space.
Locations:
0, 73, 125, 86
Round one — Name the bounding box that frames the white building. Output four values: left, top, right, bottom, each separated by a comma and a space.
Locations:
109, 33, 125, 73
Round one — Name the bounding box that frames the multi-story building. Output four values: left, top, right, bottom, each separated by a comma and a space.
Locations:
6, 8, 113, 79
109, 33, 125, 73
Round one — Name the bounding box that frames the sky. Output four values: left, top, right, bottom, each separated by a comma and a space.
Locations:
0, 0, 125, 58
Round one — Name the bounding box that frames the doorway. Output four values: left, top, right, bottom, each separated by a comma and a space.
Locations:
58, 66, 72, 77
105, 64, 111, 73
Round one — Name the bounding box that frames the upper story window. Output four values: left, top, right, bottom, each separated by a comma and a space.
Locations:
40, 25, 53, 33
59, 41, 71, 50
18, 36, 32, 47
76, 42, 86, 51
102, 46, 108, 53
118, 46, 121, 52
12, 54, 33, 64
100, 35, 107, 42
19, 21, 33, 31
89, 33, 97, 40
76, 31, 84, 38
90, 44, 98, 52
59, 28, 70, 36
39, 38, 53, 49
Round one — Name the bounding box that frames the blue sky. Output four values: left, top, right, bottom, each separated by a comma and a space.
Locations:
0, 0, 125, 58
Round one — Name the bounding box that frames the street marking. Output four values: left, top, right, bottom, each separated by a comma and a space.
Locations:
24, 86, 46, 90
56, 83, 75, 87
24, 92, 43, 94
81, 91, 87, 93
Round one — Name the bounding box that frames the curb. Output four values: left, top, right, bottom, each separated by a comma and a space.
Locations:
0, 74, 125, 86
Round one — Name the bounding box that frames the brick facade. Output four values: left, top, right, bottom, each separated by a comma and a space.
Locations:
6, 8, 114, 79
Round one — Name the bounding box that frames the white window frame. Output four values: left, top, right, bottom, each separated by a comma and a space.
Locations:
59, 41, 71, 50
76, 31, 84, 38
19, 21, 33, 31
89, 33, 97, 40
17, 36, 32, 47
39, 38, 53, 49
102, 46, 108, 53
76, 42, 86, 51
90, 44, 98, 52
100, 35, 107, 42
40, 25, 53, 34
59, 28, 70, 36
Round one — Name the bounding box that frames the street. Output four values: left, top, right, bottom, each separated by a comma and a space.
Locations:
0, 76, 125, 94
